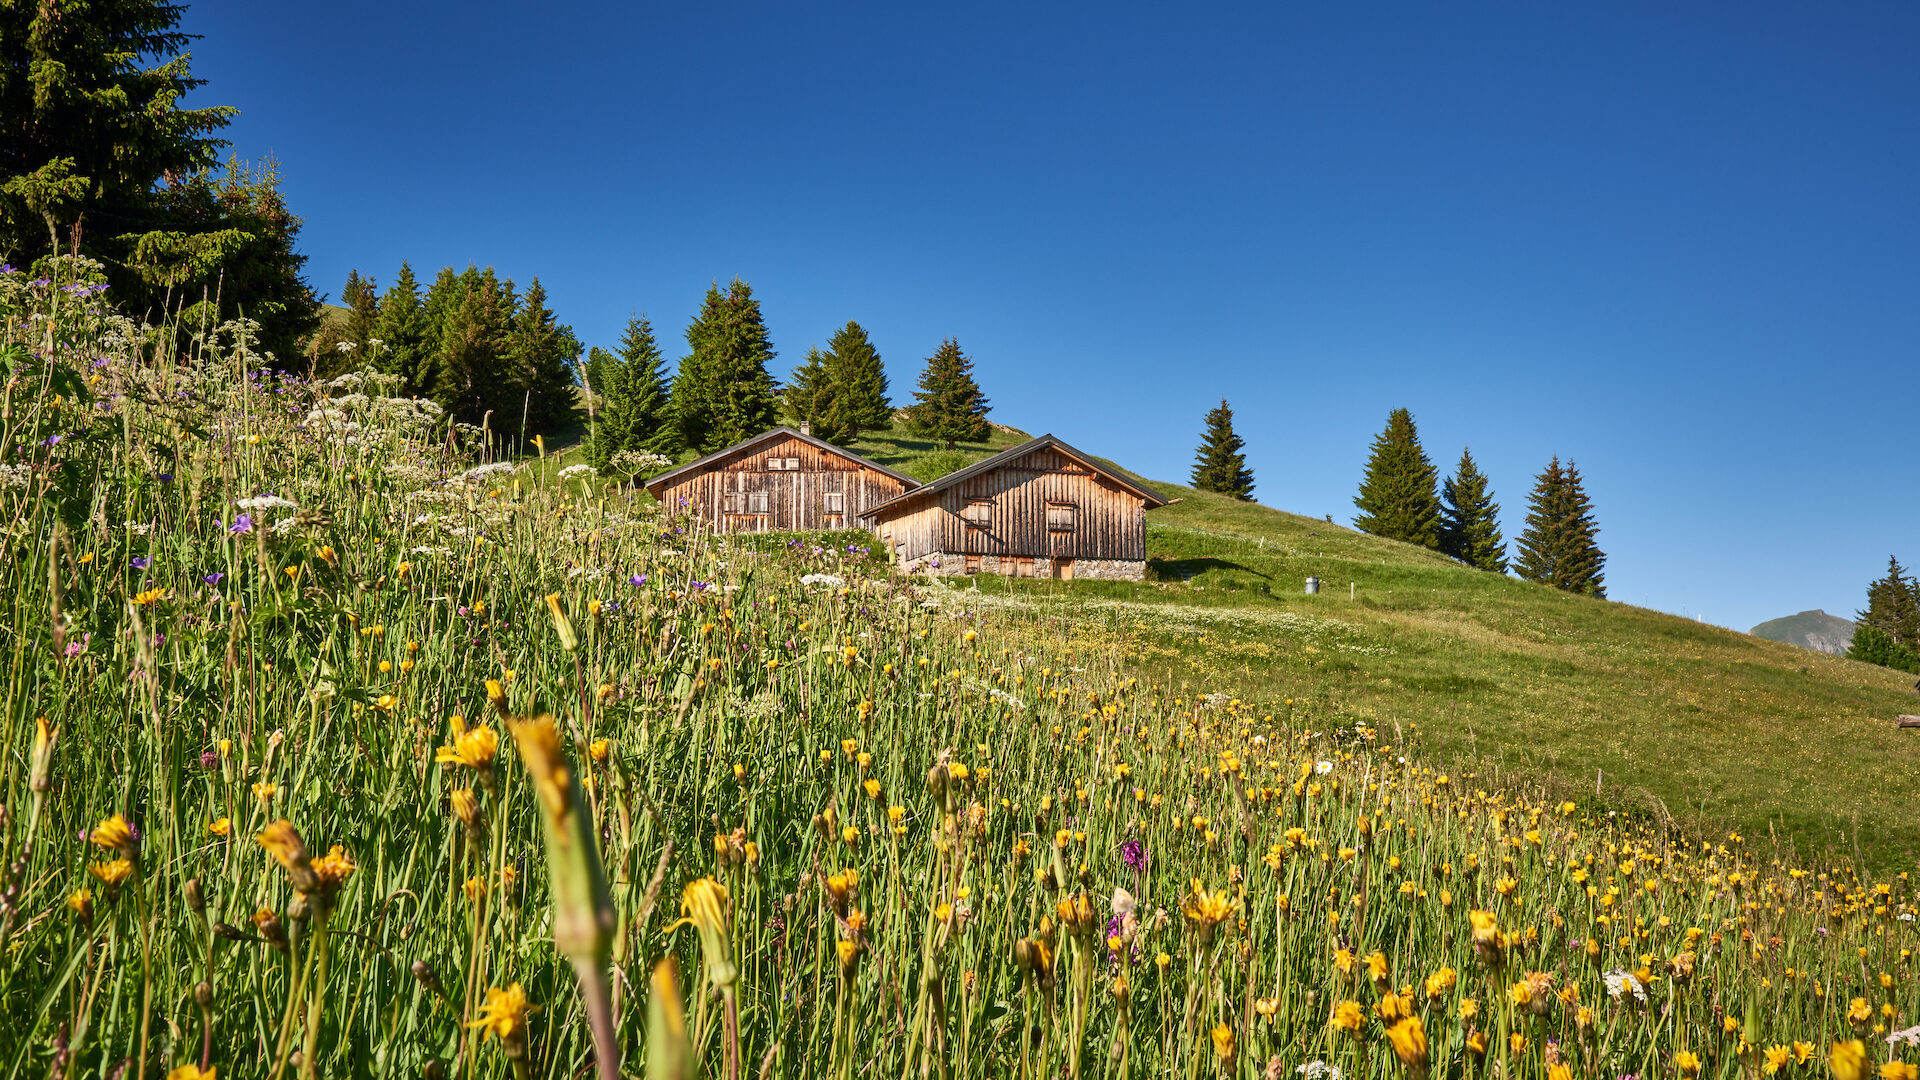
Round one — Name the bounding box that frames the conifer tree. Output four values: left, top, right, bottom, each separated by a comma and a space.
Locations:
903, 338, 992, 450
1190, 399, 1255, 500
673, 280, 779, 452
429, 268, 513, 428
822, 321, 891, 438
1857, 556, 1920, 650
371, 262, 430, 393
1513, 457, 1606, 597
1439, 447, 1507, 572
1352, 408, 1442, 548
2, 1, 319, 356
505, 277, 579, 437
587, 316, 676, 472
783, 348, 846, 442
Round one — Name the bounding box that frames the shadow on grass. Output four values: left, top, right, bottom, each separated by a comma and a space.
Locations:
1148, 556, 1269, 582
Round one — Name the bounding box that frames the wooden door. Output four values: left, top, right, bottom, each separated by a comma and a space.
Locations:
1054, 558, 1074, 581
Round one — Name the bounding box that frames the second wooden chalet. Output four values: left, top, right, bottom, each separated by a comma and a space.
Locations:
860, 435, 1168, 580
644, 426, 920, 532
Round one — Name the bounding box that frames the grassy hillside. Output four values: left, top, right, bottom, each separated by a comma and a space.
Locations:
961, 481, 1920, 868
557, 421, 1920, 866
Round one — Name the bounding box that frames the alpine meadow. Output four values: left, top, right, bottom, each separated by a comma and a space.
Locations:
5, 3, 1920, 1080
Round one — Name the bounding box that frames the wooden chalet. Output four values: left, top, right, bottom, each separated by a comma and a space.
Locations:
644, 427, 920, 533
859, 435, 1168, 580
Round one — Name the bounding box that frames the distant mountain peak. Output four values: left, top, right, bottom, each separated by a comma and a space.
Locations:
1750, 609, 1856, 655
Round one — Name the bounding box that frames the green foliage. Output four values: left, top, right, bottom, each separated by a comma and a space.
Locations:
673, 279, 779, 452
903, 448, 972, 482
371, 263, 431, 394
782, 347, 844, 441
903, 337, 991, 450
1190, 398, 1255, 500
1857, 556, 1920, 651
427, 267, 515, 427
0, 3, 321, 360
1351, 407, 1441, 548
587, 316, 677, 473
1513, 456, 1606, 597
505, 277, 581, 437
1438, 447, 1507, 573
1847, 625, 1920, 675
822, 320, 891, 438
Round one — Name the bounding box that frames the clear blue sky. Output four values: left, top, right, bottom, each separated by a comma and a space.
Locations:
181, 1, 1918, 633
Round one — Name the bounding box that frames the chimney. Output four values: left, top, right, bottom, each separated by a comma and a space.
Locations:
800, 421, 811, 436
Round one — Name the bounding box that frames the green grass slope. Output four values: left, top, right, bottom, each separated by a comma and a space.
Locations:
553, 421, 1920, 865
966, 481, 1920, 869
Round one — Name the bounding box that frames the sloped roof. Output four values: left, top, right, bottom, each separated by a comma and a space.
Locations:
859, 434, 1169, 519
643, 427, 921, 495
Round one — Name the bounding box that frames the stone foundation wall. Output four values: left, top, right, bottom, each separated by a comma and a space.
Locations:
899, 552, 1146, 582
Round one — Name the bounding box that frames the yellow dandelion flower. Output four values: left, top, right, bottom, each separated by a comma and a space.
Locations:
467, 983, 536, 1041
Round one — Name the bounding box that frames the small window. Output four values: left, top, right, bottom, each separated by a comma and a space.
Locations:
961, 499, 993, 528
823, 491, 845, 514
1047, 503, 1077, 532
786, 457, 800, 471
723, 493, 744, 515
748, 491, 770, 514
766, 457, 788, 472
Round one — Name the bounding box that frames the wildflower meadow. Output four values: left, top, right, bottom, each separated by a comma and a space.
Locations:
3, 259, 1917, 1080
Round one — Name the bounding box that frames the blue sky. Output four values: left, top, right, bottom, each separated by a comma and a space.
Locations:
180, 1, 1918, 632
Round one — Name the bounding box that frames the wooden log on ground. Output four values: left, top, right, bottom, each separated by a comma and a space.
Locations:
1897, 715, 1920, 729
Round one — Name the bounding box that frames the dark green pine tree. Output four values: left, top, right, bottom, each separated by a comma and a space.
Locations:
428, 268, 514, 428
1351, 408, 1442, 548
1439, 447, 1507, 572
1190, 399, 1255, 500
371, 262, 431, 393
673, 279, 780, 452
504, 277, 579, 437
1513, 457, 1606, 597
1, 0, 318, 357
1856, 556, 1920, 650
783, 347, 847, 442
587, 316, 677, 472
821, 320, 891, 439
903, 338, 991, 450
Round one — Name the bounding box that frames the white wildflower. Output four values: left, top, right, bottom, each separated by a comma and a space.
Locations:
236, 494, 298, 512
1315, 760, 1334, 775
800, 573, 846, 589
1603, 969, 1647, 1002
558, 463, 598, 480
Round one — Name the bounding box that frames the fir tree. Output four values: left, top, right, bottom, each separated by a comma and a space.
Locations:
673, 279, 780, 452
783, 347, 846, 442
1352, 408, 1441, 548
429, 268, 513, 428
1439, 447, 1507, 572
505, 277, 579, 437
1857, 556, 1920, 650
1513, 457, 1606, 597
1190, 399, 1255, 500
1847, 626, 1920, 675
313, 269, 380, 376
821, 321, 891, 439
903, 338, 991, 450
587, 316, 676, 472
1, 0, 316, 354
371, 263, 430, 393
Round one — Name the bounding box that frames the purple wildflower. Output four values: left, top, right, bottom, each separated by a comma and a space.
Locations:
228, 514, 254, 534
628, 573, 647, 586
1120, 840, 1148, 872
131, 556, 150, 570
203, 572, 224, 586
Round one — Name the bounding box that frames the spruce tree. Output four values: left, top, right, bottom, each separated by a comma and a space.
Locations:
428, 268, 513, 429
371, 263, 431, 393
505, 277, 579, 437
784, 347, 846, 442
1351, 408, 1442, 548
1513, 457, 1606, 597
1439, 447, 1507, 572
1, 0, 317, 354
1190, 399, 1255, 500
587, 316, 676, 472
822, 320, 891, 438
903, 338, 992, 450
1857, 556, 1920, 650
673, 279, 780, 452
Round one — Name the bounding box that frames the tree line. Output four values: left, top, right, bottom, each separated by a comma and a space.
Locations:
1849, 557, 1920, 674
1188, 401, 1607, 597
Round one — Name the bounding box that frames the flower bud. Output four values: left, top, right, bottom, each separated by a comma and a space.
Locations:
194, 981, 213, 1007
184, 877, 206, 913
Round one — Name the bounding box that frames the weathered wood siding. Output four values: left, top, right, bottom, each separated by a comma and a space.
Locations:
869, 447, 1147, 561
656, 434, 912, 533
